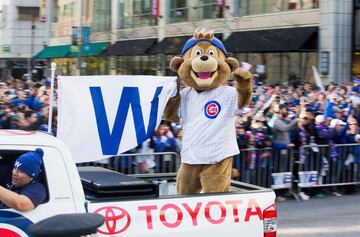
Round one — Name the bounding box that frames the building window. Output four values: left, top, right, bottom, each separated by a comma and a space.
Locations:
132, 0, 157, 28
51, 0, 77, 38
264, 0, 284, 13
62, 2, 75, 17
18, 7, 39, 21
0, 6, 7, 28
282, 0, 320, 10
52, 0, 59, 23
118, 0, 157, 29
169, 0, 189, 24
244, 0, 264, 15
240, 0, 319, 16
197, 0, 223, 20
92, 0, 111, 32
119, 0, 157, 29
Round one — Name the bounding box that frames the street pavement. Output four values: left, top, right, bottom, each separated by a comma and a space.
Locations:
277, 191, 360, 237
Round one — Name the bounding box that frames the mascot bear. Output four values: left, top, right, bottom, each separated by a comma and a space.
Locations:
163, 30, 253, 195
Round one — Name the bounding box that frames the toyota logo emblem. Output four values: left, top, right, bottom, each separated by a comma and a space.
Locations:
95, 206, 131, 235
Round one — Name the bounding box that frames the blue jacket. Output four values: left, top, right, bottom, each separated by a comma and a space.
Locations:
315, 125, 332, 144
345, 129, 360, 163
330, 124, 348, 144
153, 135, 176, 152
324, 101, 337, 119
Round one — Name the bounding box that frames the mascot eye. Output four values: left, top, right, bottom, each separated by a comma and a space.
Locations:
195, 49, 202, 56
208, 50, 215, 55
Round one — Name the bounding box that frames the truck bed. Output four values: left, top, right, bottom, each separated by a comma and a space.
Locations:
78, 166, 271, 201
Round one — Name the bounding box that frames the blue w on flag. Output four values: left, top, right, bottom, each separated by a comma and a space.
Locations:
57, 75, 177, 163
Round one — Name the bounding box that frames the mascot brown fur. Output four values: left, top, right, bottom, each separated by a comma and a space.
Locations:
163, 30, 253, 195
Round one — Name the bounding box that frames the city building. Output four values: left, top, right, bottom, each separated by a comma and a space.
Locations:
35, 0, 110, 76
35, 0, 355, 85
354, 0, 360, 78
0, 0, 51, 80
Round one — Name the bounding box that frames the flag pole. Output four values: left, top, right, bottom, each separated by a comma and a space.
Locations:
48, 62, 56, 134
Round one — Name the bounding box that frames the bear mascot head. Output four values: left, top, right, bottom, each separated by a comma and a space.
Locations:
163, 29, 253, 123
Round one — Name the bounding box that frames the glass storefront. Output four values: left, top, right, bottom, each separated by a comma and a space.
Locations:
116, 55, 157, 75
110, 52, 316, 85
51, 58, 77, 76
51, 57, 109, 76
232, 52, 317, 85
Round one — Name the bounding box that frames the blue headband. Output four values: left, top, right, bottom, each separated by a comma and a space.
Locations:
180, 37, 228, 57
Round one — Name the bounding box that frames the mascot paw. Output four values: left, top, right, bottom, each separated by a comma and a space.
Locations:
168, 114, 180, 123
231, 168, 240, 178
233, 68, 252, 89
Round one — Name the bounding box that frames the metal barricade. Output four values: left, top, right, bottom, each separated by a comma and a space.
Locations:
233, 147, 294, 191
77, 143, 360, 200
298, 143, 360, 191
78, 152, 180, 174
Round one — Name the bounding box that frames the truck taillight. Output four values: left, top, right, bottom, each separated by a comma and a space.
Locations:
263, 204, 277, 237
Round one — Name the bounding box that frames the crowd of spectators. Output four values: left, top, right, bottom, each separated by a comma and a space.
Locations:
2, 75, 360, 191
0, 77, 56, 134
235, 81, 360, 153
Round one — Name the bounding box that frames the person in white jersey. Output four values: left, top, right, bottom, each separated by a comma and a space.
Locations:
163, 29, 253, 194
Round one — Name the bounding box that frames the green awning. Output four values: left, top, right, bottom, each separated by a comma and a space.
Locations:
68, 42, 110, 57
33, 42, 110, 59
33, 45, 71, 59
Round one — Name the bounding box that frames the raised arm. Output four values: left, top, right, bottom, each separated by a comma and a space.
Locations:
232, 68, 253, 109
0, 186, 35, 212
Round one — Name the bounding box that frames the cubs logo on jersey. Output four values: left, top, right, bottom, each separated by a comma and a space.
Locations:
204, 101, 221, 119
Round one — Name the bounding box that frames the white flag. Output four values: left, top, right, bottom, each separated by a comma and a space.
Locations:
312, 66, 325, 92
57, 75, 177, 163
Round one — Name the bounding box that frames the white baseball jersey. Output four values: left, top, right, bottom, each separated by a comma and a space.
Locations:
180, 86, 240, 164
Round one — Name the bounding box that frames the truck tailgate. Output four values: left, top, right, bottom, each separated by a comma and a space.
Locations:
88, 190, 275, 237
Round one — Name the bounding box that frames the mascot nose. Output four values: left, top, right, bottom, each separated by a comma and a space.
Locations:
200, 55, 209, 61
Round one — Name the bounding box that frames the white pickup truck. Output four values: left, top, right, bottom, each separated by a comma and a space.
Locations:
0, 130, 277, 237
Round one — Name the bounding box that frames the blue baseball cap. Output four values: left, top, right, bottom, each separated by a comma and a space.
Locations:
14, 148, 44, 178
180, 37, 228, 57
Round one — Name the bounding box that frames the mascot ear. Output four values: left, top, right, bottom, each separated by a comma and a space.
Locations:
225, 57, 240, 72
170, 56, 184, 73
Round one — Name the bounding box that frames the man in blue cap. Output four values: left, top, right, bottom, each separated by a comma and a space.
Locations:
0, 148, 46, 211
